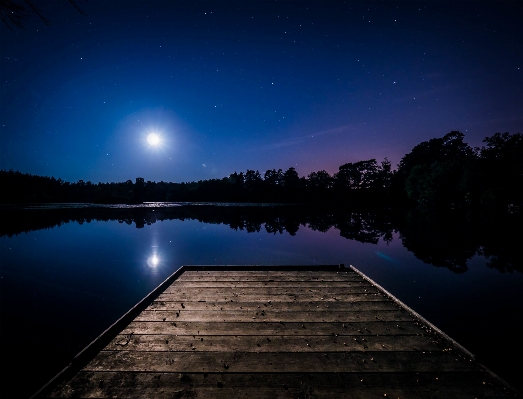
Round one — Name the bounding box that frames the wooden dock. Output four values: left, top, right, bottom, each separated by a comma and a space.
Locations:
35, 265, 518, 398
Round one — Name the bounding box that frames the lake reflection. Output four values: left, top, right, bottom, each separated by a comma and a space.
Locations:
0, 204, 522, 397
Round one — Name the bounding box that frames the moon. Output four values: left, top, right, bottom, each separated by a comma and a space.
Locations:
147, 133, 161, 146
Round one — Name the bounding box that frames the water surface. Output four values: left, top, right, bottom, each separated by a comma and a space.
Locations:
0, 204, 521, 397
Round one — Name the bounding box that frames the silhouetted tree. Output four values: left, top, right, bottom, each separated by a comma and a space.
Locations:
228, 172, 245, 187
243, 169, 263, 199
264, 169, 283, 186
282, 167, 300, 188
306, 170, 333, 202
307, 170, 332, 189
335, 159, 383, 190
477, 132, 523, 208
134, 177, 144, 203
377, 158, 393, 190
0, 0, 86, 30
397, 131, 476, 208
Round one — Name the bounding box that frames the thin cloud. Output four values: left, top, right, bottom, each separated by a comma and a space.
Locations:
255, 124, 356, 151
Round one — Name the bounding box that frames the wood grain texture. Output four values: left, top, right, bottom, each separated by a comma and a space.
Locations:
177, 270, 361, 281
120, 320, 426, 336
168, 280, 372, 287
49, 371, 513, 399
134, 310, 412, 322
105, 334, 444, 352
146, 300, 396, 311
156, 292, 384, 303
83, 351, 473, 373
162, 286, 379, 295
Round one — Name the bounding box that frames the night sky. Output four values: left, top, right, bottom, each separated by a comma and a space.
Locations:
1, 1, 522, 184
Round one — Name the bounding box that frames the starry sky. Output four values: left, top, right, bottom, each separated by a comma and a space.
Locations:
1, 0, 522, 184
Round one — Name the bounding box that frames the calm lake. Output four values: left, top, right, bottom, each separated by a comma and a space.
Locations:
0, 204, 522, 397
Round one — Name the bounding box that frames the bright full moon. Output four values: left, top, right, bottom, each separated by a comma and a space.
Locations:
147, 133, 161, 146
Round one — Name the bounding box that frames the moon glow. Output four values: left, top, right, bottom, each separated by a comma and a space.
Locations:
147, 133, 161, 146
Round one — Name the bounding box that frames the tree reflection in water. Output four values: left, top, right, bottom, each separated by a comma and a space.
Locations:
1, 204, 520, 273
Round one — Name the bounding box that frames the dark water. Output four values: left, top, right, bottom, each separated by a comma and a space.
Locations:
0, 204, 521, 397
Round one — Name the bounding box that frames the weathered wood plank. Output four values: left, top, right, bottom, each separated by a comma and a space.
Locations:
146, 300, 398, 312
170, 280, 372, 288
177, 276, 364, 282
120, 321, 424, 336
163, 286, 379, 295
157, 292, 386, 302
49, 371, 511, 399
178, 272, 347, 277
49, 372, 506, 399
82, 351, 474, 373
134, 309, 412, 322
179, 270, 357, 278
105, 334, 445, 353
177, 275, 364, 282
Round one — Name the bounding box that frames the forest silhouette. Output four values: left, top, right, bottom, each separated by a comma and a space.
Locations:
2, 131, 521, 212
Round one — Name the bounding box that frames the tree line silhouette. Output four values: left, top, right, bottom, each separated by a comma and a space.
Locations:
1, 131, 521, 211
0, 160, 393, 206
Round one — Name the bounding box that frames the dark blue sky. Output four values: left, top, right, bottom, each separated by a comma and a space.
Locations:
1, 1, 522, 183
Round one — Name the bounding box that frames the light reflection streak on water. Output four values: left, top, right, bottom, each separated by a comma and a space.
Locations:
147, 254, 159, 268
147, 237, 161, 274
375, 251, 399, 264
